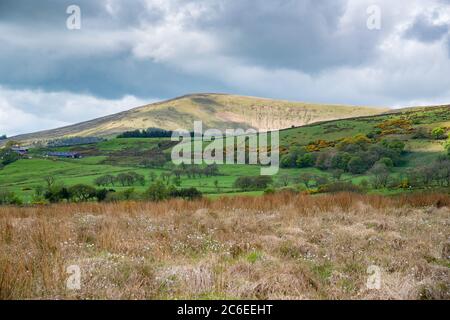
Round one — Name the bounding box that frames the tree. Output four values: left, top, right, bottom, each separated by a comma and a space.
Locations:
377, 157, 394, 168
233, 176, 273, 191
214, 180, 220, 192
347, 156, 366, 174
337, 134, 371, 152
331, 152, 352, 171
145, 180, 169, 202
296, 153, 315, 168
298, 173, 315, 189
280, 147, 305, 168
0, 189, 22, 205
94, 175, 112, 187
169, 187, 202, 200
278, 174, 291, 187
0, 151, 20, 166
44, 176, 56, 189
96, 189, 108, 202
68, 184, 97, 202
369, 163, 391, 189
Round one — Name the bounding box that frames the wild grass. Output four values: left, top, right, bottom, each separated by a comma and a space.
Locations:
0, 192, 449, 300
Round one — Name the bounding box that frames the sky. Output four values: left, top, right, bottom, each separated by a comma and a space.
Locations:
1, 0, 450, 136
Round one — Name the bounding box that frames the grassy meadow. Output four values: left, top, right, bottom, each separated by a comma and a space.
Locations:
0, 192, 448, 299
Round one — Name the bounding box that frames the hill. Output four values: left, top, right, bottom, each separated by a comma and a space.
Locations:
5, 93, 386, 144
0, 104, 448, 203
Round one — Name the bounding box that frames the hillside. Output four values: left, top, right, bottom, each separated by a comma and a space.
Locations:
1, 105, 449, 203
5, 93, 386, 144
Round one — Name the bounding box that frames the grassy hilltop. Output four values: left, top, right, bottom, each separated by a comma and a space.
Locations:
3, 93, 386, 145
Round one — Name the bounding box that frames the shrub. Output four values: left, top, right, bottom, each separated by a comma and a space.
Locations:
431, 127, 446, 140
233, 176, 273, 191
169, 187, 202, 200
68, 184, 97, 202
331, 152, 351, 171
44, 186, 71, 203
412, 127, 430, 139
145, 180, 169, 201
0, 150, 20, 166
0, 190, 22, 205
337, 134, 371, 152
377, 157, 394, 168
347, 156, 366, 174
369, 163, 391, 189
296, 153, 316, 168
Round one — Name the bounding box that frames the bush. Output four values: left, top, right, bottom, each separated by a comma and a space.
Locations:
377, 157, 394, 168
331, 152, 351, 171
369, 163, 391, 189
347, 156, 366, 174
44, 186, 71, 203
0, 150, 20, 166
0, 190, 22, 205
233, 176, 273, 191
412, 127, 430, 139
68, 184, 97, 202
169, 187, 202, 200
296, 153, 316, 168
431, 127, 447, 140
145, 180, 169, 201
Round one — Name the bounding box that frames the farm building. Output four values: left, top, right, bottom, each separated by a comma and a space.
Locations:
11, 146, 29, 155
47, 152, 82, 159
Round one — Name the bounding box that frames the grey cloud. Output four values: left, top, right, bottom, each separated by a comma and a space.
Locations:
0, 0, 449, 119
191, 0, 386, 73
404, 13, 449, 43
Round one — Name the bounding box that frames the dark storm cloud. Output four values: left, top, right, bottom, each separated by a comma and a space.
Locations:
194, 0, 384, 72
0, 0, 387, 99
0, 0, 449, 121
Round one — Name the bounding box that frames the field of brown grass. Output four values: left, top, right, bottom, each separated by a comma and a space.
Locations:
0, 193, 449, 300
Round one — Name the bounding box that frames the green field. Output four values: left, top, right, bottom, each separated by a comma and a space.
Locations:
1, 106, 449, 203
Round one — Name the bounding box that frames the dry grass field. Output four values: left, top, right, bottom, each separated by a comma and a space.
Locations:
0, 193, 449, 300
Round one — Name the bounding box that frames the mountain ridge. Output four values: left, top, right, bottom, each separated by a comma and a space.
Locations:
4, 93, 389, 144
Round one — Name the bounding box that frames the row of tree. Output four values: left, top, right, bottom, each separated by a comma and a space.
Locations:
94, 172, 146, 187
36, 177, 203, 204
233, 176, 273, 191
117, 128, 174, 138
